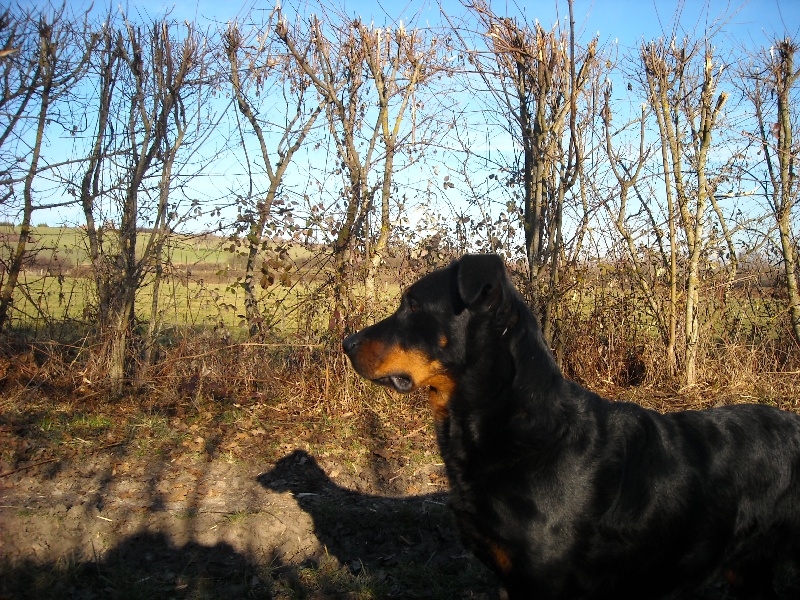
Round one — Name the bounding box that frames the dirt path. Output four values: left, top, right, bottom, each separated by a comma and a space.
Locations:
0, 443, 498, 599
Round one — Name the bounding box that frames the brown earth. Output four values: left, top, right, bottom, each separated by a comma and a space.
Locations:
0, 380, 499, 599
0, 445, 500, 599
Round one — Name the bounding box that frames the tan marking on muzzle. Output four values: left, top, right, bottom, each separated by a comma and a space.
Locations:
488, 541, 513, 575
353, 340, 455, 421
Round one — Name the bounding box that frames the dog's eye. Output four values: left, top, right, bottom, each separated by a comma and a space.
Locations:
407, 297, 419, 313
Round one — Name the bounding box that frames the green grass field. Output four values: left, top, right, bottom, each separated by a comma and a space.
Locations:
1, 226, 400, 337
0, 225, 236, 270
7, 269, 336, 336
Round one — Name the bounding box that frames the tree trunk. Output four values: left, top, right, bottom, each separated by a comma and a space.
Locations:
0, 30, 53, 330
778, 213, 800, 344
107, 287, 136, 395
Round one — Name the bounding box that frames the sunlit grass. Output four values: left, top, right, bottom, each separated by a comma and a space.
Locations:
3, 225, 409, 339
9, 268, 401, 341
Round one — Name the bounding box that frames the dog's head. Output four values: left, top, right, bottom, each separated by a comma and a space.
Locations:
342, 254, 517, 419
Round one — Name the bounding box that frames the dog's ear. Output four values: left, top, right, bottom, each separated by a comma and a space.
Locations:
455, 254, 505, 308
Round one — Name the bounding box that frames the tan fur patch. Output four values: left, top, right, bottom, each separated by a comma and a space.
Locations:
488, 541, 513, 575
724, 569, 742, 586
355, 341, 455, 421
427, 374, 455, 422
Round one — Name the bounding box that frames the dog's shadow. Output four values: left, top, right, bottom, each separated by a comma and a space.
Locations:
257, 449, 498, 598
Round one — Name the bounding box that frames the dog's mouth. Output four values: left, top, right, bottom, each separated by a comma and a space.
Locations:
374, 374, 415, 393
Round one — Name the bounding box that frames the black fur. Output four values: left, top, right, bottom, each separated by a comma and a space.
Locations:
343, 254, 800, 599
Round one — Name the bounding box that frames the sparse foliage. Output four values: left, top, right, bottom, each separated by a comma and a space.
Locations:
73, 13, 215, 391
739, 38, 800, 348
452, 0, 601, 357
276, 6, 446, 329
0, 4, 95, 329
224, 12, 323, 336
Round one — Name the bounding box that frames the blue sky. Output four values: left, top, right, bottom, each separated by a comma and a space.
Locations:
13, 0, 800, 231
47, 0, 800, 50
83, 0, 800, 49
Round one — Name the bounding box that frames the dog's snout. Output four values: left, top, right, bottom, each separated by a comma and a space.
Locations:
342, 332, 360, 354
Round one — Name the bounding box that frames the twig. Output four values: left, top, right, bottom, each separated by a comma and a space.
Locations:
401, 424, 429, 439
0, 456, 62, 478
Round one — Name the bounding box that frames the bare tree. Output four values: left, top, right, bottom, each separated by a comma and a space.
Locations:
739, 38, 800, 346
0, 5, 95, 330
224, 13, 323, 336
76, 18, 119, 334
451, 0, 599, 348
75, 15, 213, 391
601, 94, 673, 355
358, 20, 443, 305
276, 8, 444, 326
275, 13, 371, 326
638, 37, 729, 384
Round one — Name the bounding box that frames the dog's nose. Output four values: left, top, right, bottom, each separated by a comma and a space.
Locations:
342, 333, 360, 354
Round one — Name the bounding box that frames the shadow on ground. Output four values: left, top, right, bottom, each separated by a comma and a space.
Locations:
256, 449, 498, 599
0, 449, 497, 599
0, 532, 273, 599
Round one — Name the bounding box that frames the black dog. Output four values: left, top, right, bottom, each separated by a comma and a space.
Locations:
343, 254, 800, 599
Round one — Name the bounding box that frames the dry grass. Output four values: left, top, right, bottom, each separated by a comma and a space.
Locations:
0, 330, 467, 599
3, 304, 798, 476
